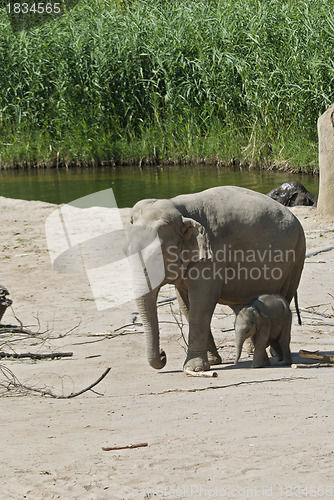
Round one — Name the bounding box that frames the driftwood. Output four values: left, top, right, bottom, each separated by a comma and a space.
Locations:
299, 350, 334, 363
292, 363, 334, 369
0, 351, 73, 360
185, 369, 218, 378
102, 442, 148, 451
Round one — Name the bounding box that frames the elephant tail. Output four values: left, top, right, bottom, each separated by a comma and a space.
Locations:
294, 292, 302, 325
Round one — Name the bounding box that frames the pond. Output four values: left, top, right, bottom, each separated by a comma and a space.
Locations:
0, 165, 319, 208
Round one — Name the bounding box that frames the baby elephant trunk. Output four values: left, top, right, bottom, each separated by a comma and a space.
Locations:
234, 329, 250, 364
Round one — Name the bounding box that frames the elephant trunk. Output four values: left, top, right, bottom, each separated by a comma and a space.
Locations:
234, 329, 248, 364
136, 289, 167, 370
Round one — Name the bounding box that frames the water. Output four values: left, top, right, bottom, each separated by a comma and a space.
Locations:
0, 165, 319, 207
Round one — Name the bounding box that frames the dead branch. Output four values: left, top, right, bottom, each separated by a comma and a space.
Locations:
113, 322, 143, 333
302, 322, 334, 327
0, 365, 111, 398
169, 302, 188, 350
9, 305, 24, 330
305, 246, 334, 258
300, 308, 333, 318
102, 442, 148, 451
0, 325, 32, 335
136, 377, 311, 396
299, 350, 334, 363
0, 351, 73, 360
292, 363, 334, 369
157, 297, 177, 306
303, 303, 331, 309
63, 367, 111, 398
76, 328, 143, 345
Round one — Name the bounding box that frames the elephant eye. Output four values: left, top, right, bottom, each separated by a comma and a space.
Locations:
130, 216, 133, 224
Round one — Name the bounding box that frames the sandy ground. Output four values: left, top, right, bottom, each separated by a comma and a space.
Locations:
0, 195, 333, 500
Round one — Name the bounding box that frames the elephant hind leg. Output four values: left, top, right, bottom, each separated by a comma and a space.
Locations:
175, 287, 190, 321
269, 339, 283, 360
279, 334, 292, 365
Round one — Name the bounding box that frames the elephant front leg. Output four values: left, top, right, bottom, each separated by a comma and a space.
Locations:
207, 330, 222, 366
184, 320, 211, 372
176, 286, 221, 367
252, 335, 271, 368
183, 290, 216, 372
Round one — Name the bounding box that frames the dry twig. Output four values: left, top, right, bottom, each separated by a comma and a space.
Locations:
136, 377, 311, 396
102, 442, 148, 451
0, 364, 111, 398
169, 302, 188, 350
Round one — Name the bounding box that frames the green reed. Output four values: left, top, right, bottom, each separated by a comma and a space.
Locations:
0, 0, 333, 169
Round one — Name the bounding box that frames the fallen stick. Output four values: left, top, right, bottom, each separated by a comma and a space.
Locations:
300, 309, 333, 318
136, 377, 311, 396
0, 351, 73, 360
113, 322, 143, 333
292, 363, 334, 369
185, 369, 218, 378
299, 350, 334, 363
305, 246, 334, 258
102, 442, 148, 451
157, 297, 177, 305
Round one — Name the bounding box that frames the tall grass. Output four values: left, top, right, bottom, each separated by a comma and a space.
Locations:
0, 0, 333, 169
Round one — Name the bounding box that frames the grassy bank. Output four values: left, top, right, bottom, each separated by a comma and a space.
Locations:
0, 0, 333, 170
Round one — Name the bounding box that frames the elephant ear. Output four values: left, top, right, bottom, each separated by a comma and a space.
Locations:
180, 217, 213, 262
254, 306, 269, 331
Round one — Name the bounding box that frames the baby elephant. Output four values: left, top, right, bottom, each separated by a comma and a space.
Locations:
234, 294, 292, 368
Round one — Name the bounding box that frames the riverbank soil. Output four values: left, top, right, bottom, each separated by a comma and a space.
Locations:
0, 196, 333, 499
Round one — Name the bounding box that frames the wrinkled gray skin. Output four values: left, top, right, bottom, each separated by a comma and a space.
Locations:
129, 186, 306, 372
267, 181, 317, 207
234, 294, 292, 368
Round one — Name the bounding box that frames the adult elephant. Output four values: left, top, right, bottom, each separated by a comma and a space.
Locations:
128, 186, 306, 372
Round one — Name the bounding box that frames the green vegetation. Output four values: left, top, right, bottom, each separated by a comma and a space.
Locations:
0, 0, 333, 169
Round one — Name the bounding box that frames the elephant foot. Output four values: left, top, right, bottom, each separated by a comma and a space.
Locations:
184, 352, 210, 372
252, 351, 271, 368
277, 355, 292, 366
207, 351, 222, 366
252, 358, 271, 368
277, 360, 292, 367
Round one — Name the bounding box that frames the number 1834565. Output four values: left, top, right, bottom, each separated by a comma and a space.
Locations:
6, 3, 61, 14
